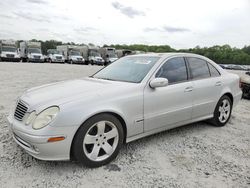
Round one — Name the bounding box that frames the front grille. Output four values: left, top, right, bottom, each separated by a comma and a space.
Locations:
77, 58, 82, 61
56, 56, 62, 60
14, 101, 28, 121
6, 54, 15, 58
34, 55, 41, 59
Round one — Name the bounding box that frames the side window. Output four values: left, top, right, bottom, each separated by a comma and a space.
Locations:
156, 57, 188, 84
187, 57, 210, 79
208, 63, 220, 77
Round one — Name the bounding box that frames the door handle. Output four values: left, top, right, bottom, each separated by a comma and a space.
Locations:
184, 86, 193, 92
215, 81, 222, 86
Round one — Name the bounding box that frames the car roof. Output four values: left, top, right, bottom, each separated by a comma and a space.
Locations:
131, 52, 207, 59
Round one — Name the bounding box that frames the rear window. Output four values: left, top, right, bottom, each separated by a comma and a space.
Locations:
187, 57, 210, 79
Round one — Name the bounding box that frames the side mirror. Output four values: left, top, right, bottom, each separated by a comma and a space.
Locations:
149, 78, 168, 88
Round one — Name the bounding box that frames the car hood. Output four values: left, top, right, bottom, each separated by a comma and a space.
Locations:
20, 78, 135, 110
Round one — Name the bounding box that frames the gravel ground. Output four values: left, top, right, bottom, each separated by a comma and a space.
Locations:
0, 62, 249, 188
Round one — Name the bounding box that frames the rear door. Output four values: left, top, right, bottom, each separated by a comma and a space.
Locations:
186, 57, 222, 119
144, 57, 194, 132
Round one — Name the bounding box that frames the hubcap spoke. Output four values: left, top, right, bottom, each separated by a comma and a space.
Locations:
105, 128, 118, 140
97, 121, 105, 135
222, 100, 227, 107
224, 105, 230, 112
90, 144, 101, 160
102, 142, 113, 155
84, 134, 98, 144
219, 106, 223, 112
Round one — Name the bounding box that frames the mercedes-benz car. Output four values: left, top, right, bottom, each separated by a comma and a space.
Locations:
7, 53, 242, 167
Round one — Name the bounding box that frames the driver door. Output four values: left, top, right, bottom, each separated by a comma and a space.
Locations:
143, 57, 193, 132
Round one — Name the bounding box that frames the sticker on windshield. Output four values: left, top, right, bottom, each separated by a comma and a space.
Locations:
134, 60, 152, 64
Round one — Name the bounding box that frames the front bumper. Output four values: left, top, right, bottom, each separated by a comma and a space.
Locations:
95, 61, 104, 65
29, 58, 44, 63
51, 59, 65, 63
7, 115, 78, 161
72, 60, 84, 64
1, 57, 20, 62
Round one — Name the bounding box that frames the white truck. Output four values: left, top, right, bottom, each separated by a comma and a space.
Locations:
20, 41, 44, 63
46, 49, 65, 63
77, 45, 104, 65
0, 39, 20, 62
57, 45, 84, 64
116, 49, 134, 58
99, 47, 118, 65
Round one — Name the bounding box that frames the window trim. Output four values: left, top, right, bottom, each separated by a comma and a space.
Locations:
154, 57, 189, 85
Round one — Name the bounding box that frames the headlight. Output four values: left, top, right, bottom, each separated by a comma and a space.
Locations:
32, 106, 59, 130
25, 111, 36, 125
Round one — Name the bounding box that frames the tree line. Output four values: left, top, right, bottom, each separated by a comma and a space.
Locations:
18, 39, 250, 65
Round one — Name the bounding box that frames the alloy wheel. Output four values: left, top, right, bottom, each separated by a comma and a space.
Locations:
218, 99, 231, 123
83, 121, 119, 162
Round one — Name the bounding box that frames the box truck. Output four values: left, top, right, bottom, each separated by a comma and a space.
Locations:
77, 45, 104, 65
57, 45, 84, 64
99, 47, 118, 65
0, 39, 20, 62
20, 41, 44, 63
46, 49, 65, 63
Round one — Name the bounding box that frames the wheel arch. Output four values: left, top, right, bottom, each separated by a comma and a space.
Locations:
222, 92, 234, 104
70, 111, 127, 160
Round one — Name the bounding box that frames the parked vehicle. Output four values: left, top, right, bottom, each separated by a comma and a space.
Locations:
77, 45, 104, 65
0, 39, 20, 62
116, 49, 133, 58
57, 45, 84, 64
46, 49, 65, 63
99, 47, 118, 65
241, 73, 250, 99
8, 53, 242, 167
20, 41, 44, 63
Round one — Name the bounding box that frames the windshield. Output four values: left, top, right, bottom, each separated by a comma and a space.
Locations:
70, 50, 80, 56
48, 49, 60, 54
93, 56, 160, 83
28, 48, 41, 54
2, 47, 16, 52
108, 53, 118, 58
89, 51, 101, 57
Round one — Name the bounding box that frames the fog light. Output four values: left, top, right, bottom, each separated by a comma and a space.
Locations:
33, 146, 39, 152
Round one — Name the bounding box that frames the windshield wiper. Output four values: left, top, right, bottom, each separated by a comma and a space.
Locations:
98, 77, 117, 81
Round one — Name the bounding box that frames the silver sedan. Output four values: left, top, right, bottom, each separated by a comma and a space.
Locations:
8, 53, 242, 167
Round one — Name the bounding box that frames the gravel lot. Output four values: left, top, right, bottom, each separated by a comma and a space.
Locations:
0, 62, 249, 188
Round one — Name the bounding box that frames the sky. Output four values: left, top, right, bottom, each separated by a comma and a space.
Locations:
0, 0, 249, 49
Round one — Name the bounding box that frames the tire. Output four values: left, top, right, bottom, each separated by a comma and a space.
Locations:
72, 114, 124, 168
211, 95, 232, 127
